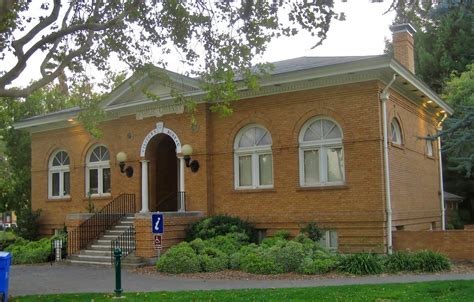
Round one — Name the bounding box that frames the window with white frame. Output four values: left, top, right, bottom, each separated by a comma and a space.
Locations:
426, 136, 434, 157
86, 145, 111, 196
299, 118, 344, 186
391, 119, 402, 145
48, 150, 70, 199
234, 125, 273, 189
318, 230, 338, 250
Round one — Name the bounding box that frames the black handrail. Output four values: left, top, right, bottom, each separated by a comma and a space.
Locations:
68, 193, 135, 256
110, 225, 136, 264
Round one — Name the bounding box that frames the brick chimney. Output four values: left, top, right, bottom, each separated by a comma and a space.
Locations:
390, 23, 416, 74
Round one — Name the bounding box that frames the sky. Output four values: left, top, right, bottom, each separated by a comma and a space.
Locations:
6, 0, 396, 87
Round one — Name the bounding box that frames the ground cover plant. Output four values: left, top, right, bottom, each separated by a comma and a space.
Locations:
157, 218, 452, 276
2, 233, 66, 264
12, 280, 474, 302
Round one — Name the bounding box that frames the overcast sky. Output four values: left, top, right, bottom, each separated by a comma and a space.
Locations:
8, 0, 396, 87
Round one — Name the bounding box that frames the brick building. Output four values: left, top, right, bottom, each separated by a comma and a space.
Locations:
15, 24, 453, 260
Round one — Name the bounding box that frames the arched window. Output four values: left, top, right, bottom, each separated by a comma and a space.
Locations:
299, 118, 344, 186
48, 150, 70, 198
234, 125, 273, 189
86, 145, 111, 196
391, 119, 402, 145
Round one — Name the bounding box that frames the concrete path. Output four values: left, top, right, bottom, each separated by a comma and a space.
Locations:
10, 263, 474, 297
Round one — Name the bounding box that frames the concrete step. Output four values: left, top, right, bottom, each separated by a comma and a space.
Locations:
80, 250, 112, 257
90, 244, 111, 249
69, 259, 112, 266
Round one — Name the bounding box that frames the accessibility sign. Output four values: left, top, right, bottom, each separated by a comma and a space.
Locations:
154, 235, 163, 250
151, 213, 164, 234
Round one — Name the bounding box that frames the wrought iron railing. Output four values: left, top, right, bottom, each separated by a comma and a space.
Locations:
110, 225, 136, 264
68, 193, 136, 256
178, 191, 186, 211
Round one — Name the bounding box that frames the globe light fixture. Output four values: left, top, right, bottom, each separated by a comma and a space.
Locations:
116, 151, 133, 177
182, 144, 199, 173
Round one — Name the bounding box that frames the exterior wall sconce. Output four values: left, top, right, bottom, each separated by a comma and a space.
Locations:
182, 144, 199, 173
116, 151, 134, 177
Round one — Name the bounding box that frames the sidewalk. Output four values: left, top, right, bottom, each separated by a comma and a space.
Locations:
10, 263, 474, 297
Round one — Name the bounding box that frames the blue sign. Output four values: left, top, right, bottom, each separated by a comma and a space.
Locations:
151, 213, 164, 234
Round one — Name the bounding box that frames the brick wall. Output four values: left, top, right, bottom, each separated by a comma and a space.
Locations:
386, 89, 442, 231
133, 212, 203, 259
29, 79, 440, 253
393, 230, 474, 260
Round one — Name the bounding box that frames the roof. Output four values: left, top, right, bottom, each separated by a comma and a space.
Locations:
444, 191, 464, 202
14, 55, 454, 132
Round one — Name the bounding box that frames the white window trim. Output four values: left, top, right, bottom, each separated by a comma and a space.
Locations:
298, 118, 345, 187
391, 119, 402, 145
234, 125, 274, 190
85, 145, 111, 197
48, 150, 70, 199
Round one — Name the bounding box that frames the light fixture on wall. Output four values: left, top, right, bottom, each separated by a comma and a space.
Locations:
182, 144, 199, 173
116, 151, 134, 177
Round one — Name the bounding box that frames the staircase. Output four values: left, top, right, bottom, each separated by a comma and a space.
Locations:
68, 215, 139, 265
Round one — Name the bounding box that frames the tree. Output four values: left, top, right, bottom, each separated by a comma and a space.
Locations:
0, 0, 344, 113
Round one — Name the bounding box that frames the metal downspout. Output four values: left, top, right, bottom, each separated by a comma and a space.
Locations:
380, 74, 397, 255
437, 114, 448, 230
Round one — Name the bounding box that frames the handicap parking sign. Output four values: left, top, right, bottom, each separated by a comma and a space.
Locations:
151, 213, 164, 234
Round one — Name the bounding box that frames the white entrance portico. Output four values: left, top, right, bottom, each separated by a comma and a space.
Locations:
139, 122, 185, 213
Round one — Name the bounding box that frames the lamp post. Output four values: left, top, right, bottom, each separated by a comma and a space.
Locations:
116, 151, 134, 177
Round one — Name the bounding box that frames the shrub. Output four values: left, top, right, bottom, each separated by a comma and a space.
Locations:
0, 231, 18, 250
228, 244, 258, 270
156, 242, 200, 273
5, 237, 51, 264
275, 241, 305, 272
240, 251, 283, 274
384, 251, 418, 272
15, 208, 42, 241
206, 233, 247, 256
412, 250, 451, 272
186, 215, 257, 242
301, 222, 324, 242
337, 253, 383, 275
298, 257, 337, 274
198, 247, 228, 272
189, 238, 207, 254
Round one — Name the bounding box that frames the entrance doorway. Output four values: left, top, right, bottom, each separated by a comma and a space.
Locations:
148, 134, 179, 212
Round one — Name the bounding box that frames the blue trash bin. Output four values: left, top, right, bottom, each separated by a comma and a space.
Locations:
0, 252, 11, 302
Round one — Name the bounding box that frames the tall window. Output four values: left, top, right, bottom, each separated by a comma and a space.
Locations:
426, 135, 434, 157
391, 119, 402, 145
299, 118, 344, 186
49, 150, 70, 199
86, 145, 111, 196
234, 125, 273, 189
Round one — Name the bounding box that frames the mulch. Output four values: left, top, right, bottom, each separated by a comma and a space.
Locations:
131, 261, 474, 280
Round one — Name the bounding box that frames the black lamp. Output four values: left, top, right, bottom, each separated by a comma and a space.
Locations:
182, 144, 199, 173
116, 151, 134, 177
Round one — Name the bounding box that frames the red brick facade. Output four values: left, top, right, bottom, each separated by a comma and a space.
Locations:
29, 78, 442, 253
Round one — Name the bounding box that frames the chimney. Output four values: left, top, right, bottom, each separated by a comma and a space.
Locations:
390, 23, 416, 74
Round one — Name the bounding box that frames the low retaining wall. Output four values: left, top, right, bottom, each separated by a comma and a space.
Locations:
393, 230, 474, 260
134, 211, 204, 262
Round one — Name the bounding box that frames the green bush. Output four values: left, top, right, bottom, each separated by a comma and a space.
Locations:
156, 242, 200, 273
275, 241, 305, 272
0, 231, 18, 250
338, 253, 384, 275
228, 244, 258, 270
198, 247, 228, 272
14, 208, 41, 241
412, 250, 451, 272
298, 257, 337, 274
240, 250, 283, 274
300, 222, 324, 242
206, 233, 247, 256
186, 215, 257, 242
5, 237, 51, 264
384, 251, 418, 272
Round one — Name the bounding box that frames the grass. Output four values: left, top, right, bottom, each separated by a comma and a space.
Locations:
11, 280, 474, 302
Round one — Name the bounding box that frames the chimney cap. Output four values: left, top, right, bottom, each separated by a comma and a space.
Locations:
390, 23, 417, 35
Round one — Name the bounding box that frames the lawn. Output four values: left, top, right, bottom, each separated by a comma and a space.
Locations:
11, 280, 474, 301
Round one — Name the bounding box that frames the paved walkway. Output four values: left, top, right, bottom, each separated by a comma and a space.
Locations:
10, 263, 474, 297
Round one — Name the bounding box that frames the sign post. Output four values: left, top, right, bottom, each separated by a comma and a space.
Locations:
151, 213, 164, 254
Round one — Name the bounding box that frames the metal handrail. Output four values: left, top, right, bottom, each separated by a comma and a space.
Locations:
110, 225, 136, 264
68, 193, 136, 256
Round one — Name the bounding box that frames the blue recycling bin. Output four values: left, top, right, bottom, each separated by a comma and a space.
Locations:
0, 252, 11, 302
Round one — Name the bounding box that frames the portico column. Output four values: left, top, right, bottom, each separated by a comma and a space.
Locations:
140, 159, 150, 213
178, 156, 185, 212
